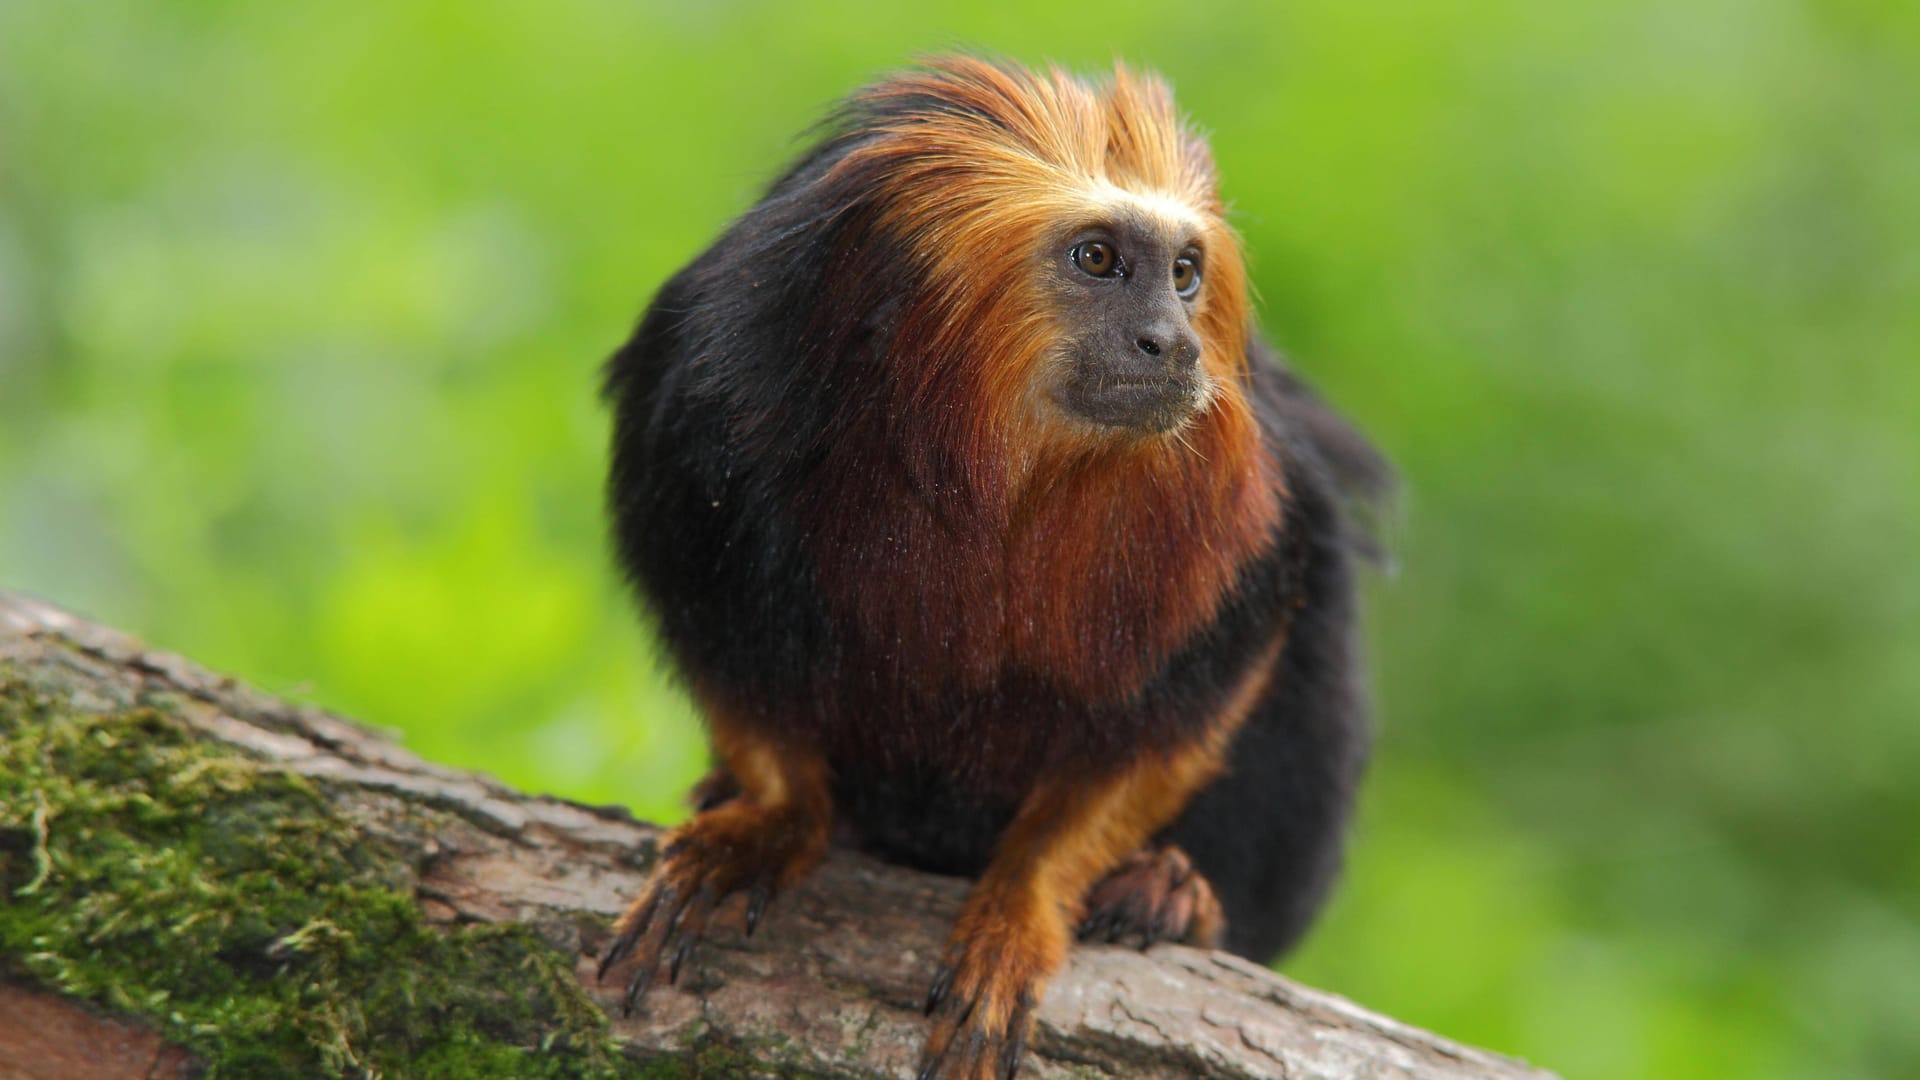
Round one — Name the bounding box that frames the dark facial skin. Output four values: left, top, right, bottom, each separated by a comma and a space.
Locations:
1048, 213, 1206, 434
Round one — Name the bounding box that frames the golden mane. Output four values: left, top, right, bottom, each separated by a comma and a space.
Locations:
802, 57, 1278, 696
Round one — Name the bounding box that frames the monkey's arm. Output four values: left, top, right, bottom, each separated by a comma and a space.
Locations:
919, 737, 1231, 1079
920, 637, 1283, 1080
599, 711, 831, 1008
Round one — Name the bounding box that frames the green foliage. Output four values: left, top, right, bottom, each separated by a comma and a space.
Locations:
0, 674, 641, 1078
2, 3, 1915, 1078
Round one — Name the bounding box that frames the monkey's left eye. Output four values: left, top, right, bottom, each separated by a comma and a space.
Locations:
1172, 253, 1202, 297
1070, 240, 1121, 278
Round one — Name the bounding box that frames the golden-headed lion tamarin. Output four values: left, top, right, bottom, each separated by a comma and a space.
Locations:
598, 55, 1389, 1080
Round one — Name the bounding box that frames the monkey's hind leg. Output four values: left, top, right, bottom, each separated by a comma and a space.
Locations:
597, 727, 830, 1012
1076, 841, 1225, 949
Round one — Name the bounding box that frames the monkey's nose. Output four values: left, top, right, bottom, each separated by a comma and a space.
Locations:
1134, 324, 1200, 367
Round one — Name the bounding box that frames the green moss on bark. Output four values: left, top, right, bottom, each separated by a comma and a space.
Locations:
0, 671, 647, 1078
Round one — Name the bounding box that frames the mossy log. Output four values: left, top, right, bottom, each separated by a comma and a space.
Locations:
0, 590, 1557, 1080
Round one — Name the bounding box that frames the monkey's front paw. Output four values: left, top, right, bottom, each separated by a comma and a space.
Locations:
1077, 843, 1224, 949
596, 804, 821, 1014
919, 941, 1047, 1080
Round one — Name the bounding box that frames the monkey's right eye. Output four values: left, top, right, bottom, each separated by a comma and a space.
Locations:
1070, 241, 1121, 278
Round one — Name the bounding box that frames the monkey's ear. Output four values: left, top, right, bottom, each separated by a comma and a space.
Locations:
1245, 336, 1398, 567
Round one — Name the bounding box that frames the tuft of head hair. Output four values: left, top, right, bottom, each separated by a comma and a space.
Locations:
834, 55, 1226, 216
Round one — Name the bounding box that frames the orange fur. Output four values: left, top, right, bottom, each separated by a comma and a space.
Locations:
600, 706, 831, 990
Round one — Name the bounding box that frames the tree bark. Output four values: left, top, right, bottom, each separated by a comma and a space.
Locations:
0, 590, 1556, 1080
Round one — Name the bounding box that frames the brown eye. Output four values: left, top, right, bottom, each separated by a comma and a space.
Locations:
1172, 253, 1201, 297
1071, 240, 1119, 278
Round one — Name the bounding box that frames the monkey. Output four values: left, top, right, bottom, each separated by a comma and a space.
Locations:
596, 55, 1390, 1080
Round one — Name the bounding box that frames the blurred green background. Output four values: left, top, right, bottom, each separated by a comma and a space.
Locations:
3, 2, 1916, 1077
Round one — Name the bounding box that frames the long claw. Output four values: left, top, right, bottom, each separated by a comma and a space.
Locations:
999, 1022, 1026, 1080
961, 1030, 989, 1072
622, 960, 657, 1016
745, 882, 771, 936
666, 881, 721, 984
597, 936, 630, 981
667, 932, 697, 985
925, 963, 955, 1015
598, 887, 663, 979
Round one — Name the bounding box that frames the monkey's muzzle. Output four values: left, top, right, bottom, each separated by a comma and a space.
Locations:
1056, 363, 1203, 435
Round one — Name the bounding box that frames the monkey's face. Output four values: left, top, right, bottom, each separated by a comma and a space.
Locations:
1044, 208, 1212, 436
833, 59, 1252, 457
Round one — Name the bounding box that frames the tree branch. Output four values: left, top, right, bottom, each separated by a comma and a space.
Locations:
0, 590, 1556, 1079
